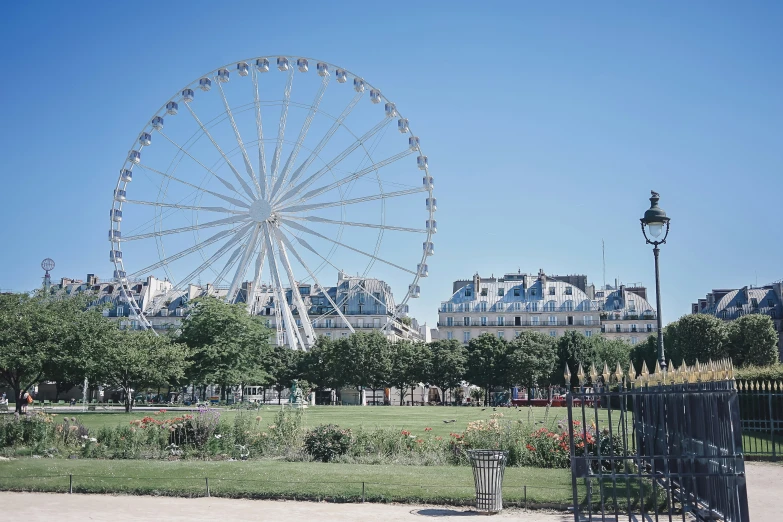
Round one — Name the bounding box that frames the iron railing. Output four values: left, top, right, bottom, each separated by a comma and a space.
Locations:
737, 379, 783, 460
566, 360, 749, 522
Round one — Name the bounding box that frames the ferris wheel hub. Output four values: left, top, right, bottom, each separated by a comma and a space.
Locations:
249, 198, 273, 223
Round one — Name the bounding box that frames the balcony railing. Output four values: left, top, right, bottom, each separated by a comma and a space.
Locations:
437, 319, 603, 328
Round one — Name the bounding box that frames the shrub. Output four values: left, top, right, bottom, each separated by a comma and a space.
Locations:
736, 364, 783, 382
304, 424, 353, 462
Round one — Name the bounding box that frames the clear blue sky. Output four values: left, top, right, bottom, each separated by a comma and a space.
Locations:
1, 2, 781, 327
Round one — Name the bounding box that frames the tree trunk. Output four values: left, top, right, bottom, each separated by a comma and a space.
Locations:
399, 386, 405, 406
15, 389, 23, 414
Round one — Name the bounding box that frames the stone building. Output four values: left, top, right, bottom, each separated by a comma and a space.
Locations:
437, 269, 657, 345
691, 282, 783, 359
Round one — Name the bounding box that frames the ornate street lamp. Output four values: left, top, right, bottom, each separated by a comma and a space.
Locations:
640, 191, 670, 371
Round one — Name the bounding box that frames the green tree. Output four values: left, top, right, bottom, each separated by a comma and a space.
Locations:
97, 329, 189, 412
178, 297, 273, 400
465, 333, 509, 406
389, 340, 421, 405
554, 330, 599, 387
593, 337, 633, 377
630, 335, 659, 376
727, 314, 779, 367
266, 344, 300, 404
428, 339, 467, 404
298, 335, 340, 395
667, 314, 729, 365
507, 331, 557, 392
349, 331, 393, 403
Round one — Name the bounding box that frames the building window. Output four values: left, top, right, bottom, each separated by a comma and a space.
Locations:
325, 332, 332, 339
480, 301, 487, 312
481, 316, 488, 326
513, 288, 520, 297
463, 331, 470, 343
565, 287, 572, 295
564, 300, 573, 311
532, 316, 540, 325
544, 301, 556, 312
498, 316, 505, 326
631, 324, 638, 332
446, 317, 454, 327
447, 331, 454, 340
515, 316, 521, 326
116, 306, 124, 316
514, 331, 520, 338
531, 288, 537, 296
480, 288, 487, 296
584, 315, 593, 325
326, 319, 333, 328
341, 332, 348, 338
465, 288, 472, 297
530, 302, 538, 312
161, 309, 169, 317
496, 302, 504, 311
615, 324, 621, 332
549, 330, 557, 337
515, 302, 521, 311
447, 303, 454, 312
585, 330, 592, 337
548, 315, 557, 325
463, 317, 470, 326
549, 286, 556, 295
631, 336, 639, 345
647, 324, 653, 332
463, 302, 471, 312
596, 291, 604, 298
497, 331, 504, 339
498, 288, 505, 296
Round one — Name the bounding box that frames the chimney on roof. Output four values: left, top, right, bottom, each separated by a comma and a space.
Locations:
538, 269, 547, 287
473, 272, 480, 293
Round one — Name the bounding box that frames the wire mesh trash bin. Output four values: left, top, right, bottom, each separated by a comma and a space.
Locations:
467, 449, 508, 514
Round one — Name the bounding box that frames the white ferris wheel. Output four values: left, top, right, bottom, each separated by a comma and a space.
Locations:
109, 56, 436, 350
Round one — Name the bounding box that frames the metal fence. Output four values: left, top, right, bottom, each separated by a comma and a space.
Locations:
737, 379, 783, 460
566, 360, 750, 522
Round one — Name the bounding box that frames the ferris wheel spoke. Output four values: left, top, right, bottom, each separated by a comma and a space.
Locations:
226, 225, 262, 303
274, 117, 392, 206
269, 74, 330, 201
216, 80, 261, 198
173, 225, 255, 292
252, 69, 268, 199
183, 101, 257, 201
263, 223, 305, 350
288, 215, 426, 234
121, 214, 251, 242
137, 164, 251, 209
247, 238, 268, 314
280, 219, 416, 275
295, 149, 416, 204
269, 67, 295, 189
272, 230, 317, 344
123, 200, 248, 215
125, 223, 253, 280
275, 228, 355, 333
157, 130, 246, 199
273, 90, 364, 205
279, 186, 428, 214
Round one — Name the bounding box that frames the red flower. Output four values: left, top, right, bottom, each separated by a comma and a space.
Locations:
424, 427, 432, 432
526, 444, 535, 452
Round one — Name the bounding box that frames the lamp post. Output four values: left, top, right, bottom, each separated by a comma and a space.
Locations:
640, 191, 670, 371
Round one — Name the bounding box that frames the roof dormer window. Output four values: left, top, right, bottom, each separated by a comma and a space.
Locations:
549, 286, 556, 295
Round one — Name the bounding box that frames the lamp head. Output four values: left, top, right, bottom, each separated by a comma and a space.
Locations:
641, 191, 670, 239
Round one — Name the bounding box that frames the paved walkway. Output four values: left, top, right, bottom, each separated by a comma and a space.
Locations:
1, 462, 777, 521
0, 492, 570, 521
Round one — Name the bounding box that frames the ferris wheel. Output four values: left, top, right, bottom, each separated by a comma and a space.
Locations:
109, 56, 435, 350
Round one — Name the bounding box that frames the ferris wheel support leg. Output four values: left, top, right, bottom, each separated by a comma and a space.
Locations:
247, 240, 268, 315
275, 230, 355, 333
263, 224, 303, 350
226, 225, 261, 304
272, 230, 317, 346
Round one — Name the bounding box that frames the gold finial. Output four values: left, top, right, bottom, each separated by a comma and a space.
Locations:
728, 359, 735, 380
654, 360, 662, 382
754, 381, 760, 391
628, 361, 636, 381
767, 381, 772, 392
738, 380, 743, 391
776, 382, 781, 392
641, 360, 650, 377
694, 359, 701, 382
680, 361, 689, 384
577, 363, 585, 385
590, 364, 598, 385
564, 363, 571, 384
602, 362, 611, 385
615, 362, 624, 383
707, 361, 715, 382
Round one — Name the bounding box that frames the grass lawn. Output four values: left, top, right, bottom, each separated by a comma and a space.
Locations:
0, 458, 574, 507
50, 405, 587, 438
